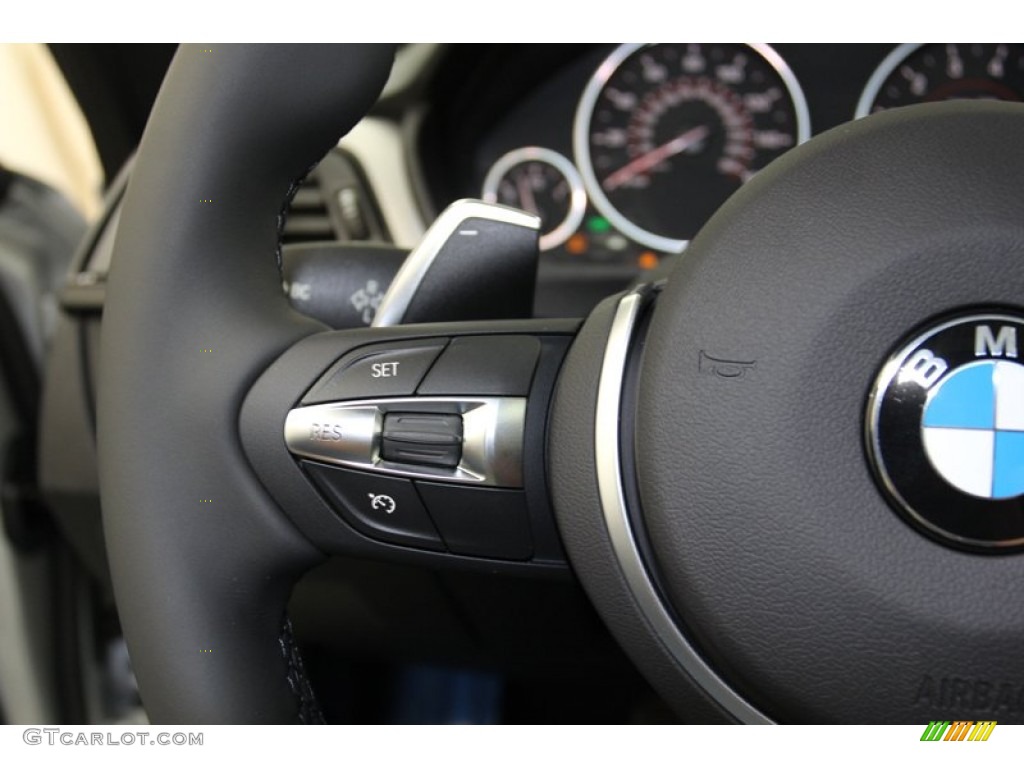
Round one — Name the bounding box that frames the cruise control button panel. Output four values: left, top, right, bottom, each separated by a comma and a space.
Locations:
260, 330, 575, 567
303, 339, 446, 404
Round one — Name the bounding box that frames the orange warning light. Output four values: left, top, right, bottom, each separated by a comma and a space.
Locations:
566, 233, 588, 255
638, 251, 659, 270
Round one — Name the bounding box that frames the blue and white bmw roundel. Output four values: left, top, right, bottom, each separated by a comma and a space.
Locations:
867, 313, 1024, 550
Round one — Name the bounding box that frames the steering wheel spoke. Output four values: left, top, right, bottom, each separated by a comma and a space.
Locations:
241, 319, 577, 572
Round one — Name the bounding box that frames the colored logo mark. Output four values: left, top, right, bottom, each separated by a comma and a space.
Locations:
920, 720, 997, 742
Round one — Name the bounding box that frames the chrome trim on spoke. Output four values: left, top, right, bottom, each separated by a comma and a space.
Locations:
594, 290, 772, 724
372, 199, 540, 327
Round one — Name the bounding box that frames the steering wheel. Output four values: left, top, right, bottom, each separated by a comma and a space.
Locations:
99, 44, 1024, 724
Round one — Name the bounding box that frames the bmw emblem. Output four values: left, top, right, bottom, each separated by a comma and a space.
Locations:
867, 312, 1024, 551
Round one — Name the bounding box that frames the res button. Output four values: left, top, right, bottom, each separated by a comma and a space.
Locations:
284, 404, 378, 465
303, 339, 447, 404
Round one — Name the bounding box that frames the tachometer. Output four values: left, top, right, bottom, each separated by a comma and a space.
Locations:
856, 44, 1024, 118
481, 147, 586, 251
574, 43, 810, 253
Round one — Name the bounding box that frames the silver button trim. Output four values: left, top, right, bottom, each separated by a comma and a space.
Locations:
285, 396, 525, 488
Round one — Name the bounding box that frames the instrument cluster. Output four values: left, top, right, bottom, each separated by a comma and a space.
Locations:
467, 44, 1024, 282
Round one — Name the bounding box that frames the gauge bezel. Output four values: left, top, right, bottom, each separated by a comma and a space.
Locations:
573, 43, 811, 254
481, 146, 587, 252
854, 43, 924, 119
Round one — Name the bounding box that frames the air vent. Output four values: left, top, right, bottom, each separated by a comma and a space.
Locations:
282, 173, 335, 244
280, 150, 388, 246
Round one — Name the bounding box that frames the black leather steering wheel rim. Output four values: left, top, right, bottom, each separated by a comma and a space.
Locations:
98, 44, 396, 724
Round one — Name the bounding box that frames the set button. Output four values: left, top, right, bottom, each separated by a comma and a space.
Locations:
303, 339, 446, 404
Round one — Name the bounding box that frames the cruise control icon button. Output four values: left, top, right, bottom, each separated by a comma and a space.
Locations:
367, 493, 397, 514
304, 463, 443, 551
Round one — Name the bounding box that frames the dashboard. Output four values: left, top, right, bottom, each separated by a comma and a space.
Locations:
416, 44, 1024, 316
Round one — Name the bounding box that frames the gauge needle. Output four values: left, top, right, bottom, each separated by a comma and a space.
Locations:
602, 125, 710, 192
516, 174, 538, 215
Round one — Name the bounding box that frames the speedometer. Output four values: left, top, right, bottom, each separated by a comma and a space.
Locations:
573, 43, 810, 253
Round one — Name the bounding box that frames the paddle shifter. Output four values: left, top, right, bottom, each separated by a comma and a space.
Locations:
283, 199, 540, 329
372, 199, 540, 326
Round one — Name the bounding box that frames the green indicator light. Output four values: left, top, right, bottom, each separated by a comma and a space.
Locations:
587, 216, 611, 234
